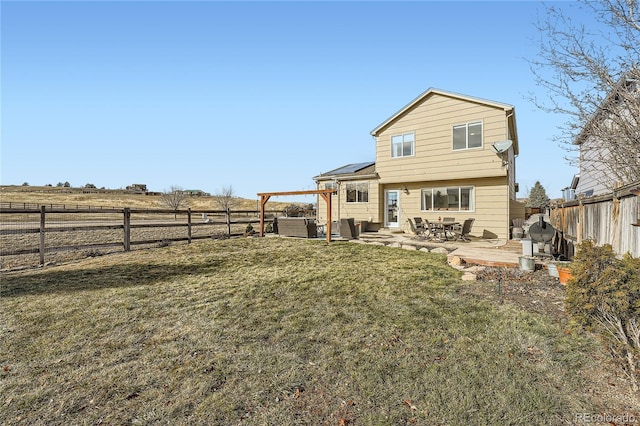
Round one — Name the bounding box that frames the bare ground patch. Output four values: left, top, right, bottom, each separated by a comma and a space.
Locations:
460, 266, 640, 422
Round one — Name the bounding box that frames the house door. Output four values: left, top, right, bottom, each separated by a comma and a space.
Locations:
385, 190, 400, 228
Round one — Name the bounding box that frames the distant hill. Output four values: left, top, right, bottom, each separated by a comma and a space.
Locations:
0, 185, 303, 211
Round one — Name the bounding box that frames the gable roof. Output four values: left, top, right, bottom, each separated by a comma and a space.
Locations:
370, 87, 518, 155
314, 161, 376, 181
574, 73, 640, 145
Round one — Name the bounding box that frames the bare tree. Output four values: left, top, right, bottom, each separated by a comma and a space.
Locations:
213, 186, 236, 236
529, 0, 640, 189
213, 185, 236, 211
160, 185, 189, 219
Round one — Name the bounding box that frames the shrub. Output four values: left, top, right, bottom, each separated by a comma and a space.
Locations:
565, 240, 640, 392
284, 204, 303, 217
244, 223, 255, 236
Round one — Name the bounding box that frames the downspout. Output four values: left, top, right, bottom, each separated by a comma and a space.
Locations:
505, 109, 516, 189
505, 110, 515, 158
505, 109, 516, 239
333, 178, 341, 226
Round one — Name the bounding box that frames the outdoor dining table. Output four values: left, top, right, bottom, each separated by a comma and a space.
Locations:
430, 221, 459, 241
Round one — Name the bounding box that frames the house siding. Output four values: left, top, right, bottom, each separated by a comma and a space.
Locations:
316, 181, 381, 226
375, 93, 509, 183
386, 177, 510, 239
575, 135, 614, 196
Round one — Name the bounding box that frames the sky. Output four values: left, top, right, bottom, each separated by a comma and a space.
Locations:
1, 1, 593, 202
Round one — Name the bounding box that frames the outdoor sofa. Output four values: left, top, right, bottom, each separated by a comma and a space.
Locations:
276, 217, 318, 238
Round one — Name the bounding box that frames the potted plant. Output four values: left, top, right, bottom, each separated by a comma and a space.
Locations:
556, 261, 572, 285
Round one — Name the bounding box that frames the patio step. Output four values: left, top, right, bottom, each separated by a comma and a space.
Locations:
500, 240, 524, 253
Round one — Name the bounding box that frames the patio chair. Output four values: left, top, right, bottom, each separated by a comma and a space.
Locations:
512, 218, 525, 239
455, 218, 475, 242
413, 217, 428, 236
340, 218, 359, 239
425, 219, 445, 241
512, 218, 525, 228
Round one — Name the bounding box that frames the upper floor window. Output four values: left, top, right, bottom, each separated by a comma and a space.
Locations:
453, 121, 482, 150
391, 132, 414, 157
421, 186, 474, 211
346, 182, 369, 203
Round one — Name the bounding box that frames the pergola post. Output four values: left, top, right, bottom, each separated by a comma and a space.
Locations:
319, 192, 332, 243
259, 195, 271, 237
257, 189, 337, 242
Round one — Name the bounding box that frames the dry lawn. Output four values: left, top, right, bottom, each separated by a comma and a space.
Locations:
1, 237, 628, 425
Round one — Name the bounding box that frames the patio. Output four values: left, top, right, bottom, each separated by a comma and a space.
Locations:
354, 230, 525, 268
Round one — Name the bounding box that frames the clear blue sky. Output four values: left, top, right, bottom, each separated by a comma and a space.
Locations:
2, 1, 588, 202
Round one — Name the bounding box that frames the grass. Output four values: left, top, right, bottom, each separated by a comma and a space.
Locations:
0, 238, 598, 425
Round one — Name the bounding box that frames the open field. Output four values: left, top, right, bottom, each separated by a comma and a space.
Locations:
2, 237, 638, 425
0, 186, 301, 269
0, 185, 299, 211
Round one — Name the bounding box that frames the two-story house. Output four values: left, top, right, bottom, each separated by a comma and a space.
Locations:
572, 75, 640, 197
315, 88, 524, 240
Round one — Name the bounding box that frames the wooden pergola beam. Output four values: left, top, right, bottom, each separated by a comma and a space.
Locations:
257, 189, 337, 242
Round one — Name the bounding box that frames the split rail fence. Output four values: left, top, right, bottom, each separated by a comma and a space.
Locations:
0, 206, 283, 270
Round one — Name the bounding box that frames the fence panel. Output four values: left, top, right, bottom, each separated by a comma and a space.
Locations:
1, 206, 285, 270
550, 186, 639, 258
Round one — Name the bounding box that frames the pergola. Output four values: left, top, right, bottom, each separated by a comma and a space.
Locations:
257, 189, 337, 242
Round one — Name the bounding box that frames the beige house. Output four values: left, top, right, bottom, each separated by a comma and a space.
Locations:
315, 88, 525, 240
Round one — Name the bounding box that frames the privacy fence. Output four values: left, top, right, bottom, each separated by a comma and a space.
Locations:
0, 206, 283, 270
549, 182, 639, 258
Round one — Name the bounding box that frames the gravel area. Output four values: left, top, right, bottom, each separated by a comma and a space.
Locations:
471, 265, 567, 320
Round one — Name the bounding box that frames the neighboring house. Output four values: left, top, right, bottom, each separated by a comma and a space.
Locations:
562, 175, 580, 201
552, 74, 640, 257
181, 189, 209, 197
126, 183, 148, 193
315, 88, 524, 240
574, 74, 640, 197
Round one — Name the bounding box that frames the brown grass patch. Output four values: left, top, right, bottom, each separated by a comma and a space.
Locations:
1, 238, 634, 424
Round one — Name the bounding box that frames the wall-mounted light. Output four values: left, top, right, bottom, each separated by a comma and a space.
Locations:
403, 185, 410, 195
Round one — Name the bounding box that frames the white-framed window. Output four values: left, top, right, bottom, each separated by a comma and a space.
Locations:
346, 182, 369, 203
421, 186, 474, 211
324, 182, 337, 196
391, 132, 414, 157
453, 121, 482, 150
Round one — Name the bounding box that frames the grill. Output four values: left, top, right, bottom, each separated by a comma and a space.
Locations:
528, 216, 555, 256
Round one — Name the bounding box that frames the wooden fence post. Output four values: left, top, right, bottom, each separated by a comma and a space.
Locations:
226, 208, 231, 237
123, 208, 131, 251
39, 205, 45, 266
187, 208, 192, 244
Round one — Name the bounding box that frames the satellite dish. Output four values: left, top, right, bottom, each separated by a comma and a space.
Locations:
491, 140, 513, 155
